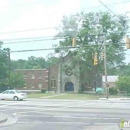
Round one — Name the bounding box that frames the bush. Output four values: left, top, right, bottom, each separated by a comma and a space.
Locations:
116, 76, 130, 93
109, 87, 118, 95
78, 88, 83, 94
41, 89, 46, 93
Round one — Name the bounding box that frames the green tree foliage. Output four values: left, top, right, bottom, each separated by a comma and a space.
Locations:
55, 12, 128, 88
11, 59, 27, 70
11, 56, 46, 69
46, 56, 60, 67
117, 64, 130, 76
10, 72, 25, 89
0, 42, 10, 87
116, 76, 130, 93
11, 56, 60, 69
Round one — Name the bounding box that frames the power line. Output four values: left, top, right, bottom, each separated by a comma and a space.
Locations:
1, 36, 55, 41
0, 1, 129, 35
83, 0, 130, 10
98, 0, 118, 17
10, 47, 80, 53
3, 38, 58, 44
3, 33, 129, 45
10, 43, 128, 53
0, 24, 80, 35
97, 0, 130, 22
0, 27, 57, 35
14, 0, 130, 11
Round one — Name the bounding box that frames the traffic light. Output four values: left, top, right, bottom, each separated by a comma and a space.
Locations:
72, 37, 76, 47
126, 36, 130, 49
94, 53, 98, 66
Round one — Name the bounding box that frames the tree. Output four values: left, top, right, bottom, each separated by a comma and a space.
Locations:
10, 72, 25, 89
11, 59, 27, 70
46, 56, 60, 67
26, 56, 46, 69
11, 56, 47, 69
116, 76, 130, 93
55, 12, 128, 89
117, 64, 130, 76
0, 42, 10, 87
33, 65, 42, 69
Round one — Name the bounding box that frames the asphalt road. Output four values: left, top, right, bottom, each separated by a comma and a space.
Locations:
0, 98, 130, 130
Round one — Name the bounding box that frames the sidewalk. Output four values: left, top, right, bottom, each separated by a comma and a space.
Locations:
0, 113, 8, 124
99, 97, 130, 100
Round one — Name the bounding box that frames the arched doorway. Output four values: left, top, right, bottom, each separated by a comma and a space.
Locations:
65, 82, 74, 91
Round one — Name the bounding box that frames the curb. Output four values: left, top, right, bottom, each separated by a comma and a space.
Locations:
99, 98, 130, 100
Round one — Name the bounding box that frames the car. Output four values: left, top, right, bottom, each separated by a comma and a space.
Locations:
0, 90, 27, 101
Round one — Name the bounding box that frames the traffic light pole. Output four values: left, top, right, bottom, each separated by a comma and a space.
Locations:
104, 44, 108, 99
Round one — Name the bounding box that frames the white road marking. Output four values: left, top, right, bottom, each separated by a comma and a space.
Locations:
0, 101, 28, 108
44, 122, 118, 125
17, 121, 42, 124
15, 114, 120, 120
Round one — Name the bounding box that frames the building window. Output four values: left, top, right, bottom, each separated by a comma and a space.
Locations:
38, 83, 42, 89
51, 79, 56, 88
31, 74, 35, 79
31, 82, 35, 89
38, 73, 42, 79
23, 73, 27, 79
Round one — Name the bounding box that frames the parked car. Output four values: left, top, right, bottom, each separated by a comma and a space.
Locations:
0, 90, 27, 101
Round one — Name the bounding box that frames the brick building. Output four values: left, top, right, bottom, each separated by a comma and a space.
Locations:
15, 52, 80, 93
16, 64, 59, 92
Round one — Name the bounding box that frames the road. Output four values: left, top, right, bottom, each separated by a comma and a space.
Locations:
0, 98, 130, 130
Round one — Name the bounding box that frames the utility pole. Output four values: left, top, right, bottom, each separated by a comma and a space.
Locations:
8, 49, 11, 89
104, 44, 108, 99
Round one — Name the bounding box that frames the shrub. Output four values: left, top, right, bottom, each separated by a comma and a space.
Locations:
109, 87, 118, 95
116, 76, 130, 93
78, 88, 83, 94
41, 89, 46, 93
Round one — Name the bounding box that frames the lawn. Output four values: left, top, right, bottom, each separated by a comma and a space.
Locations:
28, 93, 106, 100
48, 93, 104, 100
27, 92, 127, 100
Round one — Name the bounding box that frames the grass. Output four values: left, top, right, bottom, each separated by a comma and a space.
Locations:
27, 92, 129, 100
28, 93, 58, 98
28, 92, 106, 100
48, 93, 104, 100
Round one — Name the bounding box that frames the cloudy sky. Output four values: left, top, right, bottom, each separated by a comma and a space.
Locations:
0, 0, 130, 63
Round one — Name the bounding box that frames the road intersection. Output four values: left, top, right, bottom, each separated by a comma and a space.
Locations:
0, 99, 130, 130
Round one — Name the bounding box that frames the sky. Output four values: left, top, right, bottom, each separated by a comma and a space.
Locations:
0, 0, 130, 63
